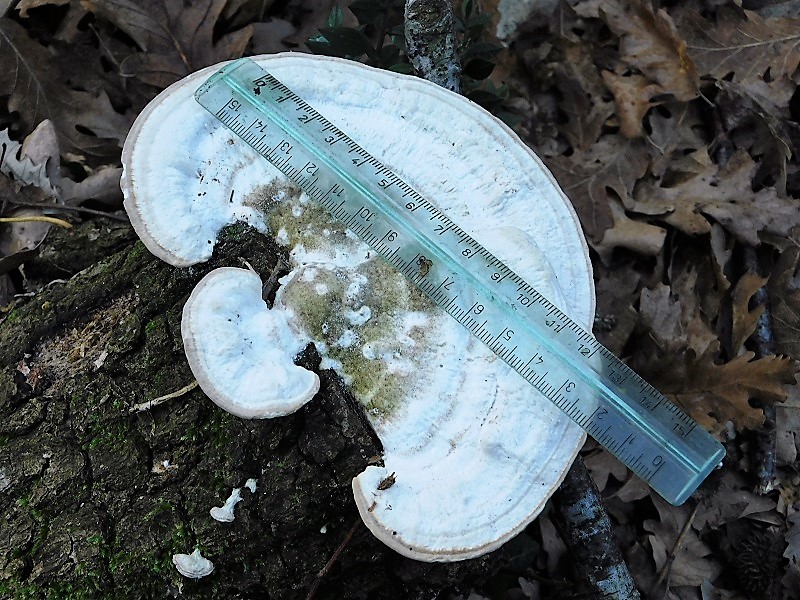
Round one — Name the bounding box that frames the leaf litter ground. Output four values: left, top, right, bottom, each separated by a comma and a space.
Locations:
1, 0, 799, 598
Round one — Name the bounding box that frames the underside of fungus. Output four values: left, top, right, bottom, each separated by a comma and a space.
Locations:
122, 53, 595, 561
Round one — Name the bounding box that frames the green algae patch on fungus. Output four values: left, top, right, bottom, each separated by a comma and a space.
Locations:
279, 257, 438, 419
246, 180, 348, 253
245, 178, 441, 420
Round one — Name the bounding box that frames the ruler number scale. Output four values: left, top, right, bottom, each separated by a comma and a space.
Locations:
195, 58, 725, 505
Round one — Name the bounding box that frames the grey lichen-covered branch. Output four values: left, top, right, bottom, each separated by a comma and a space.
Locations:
744, 246, 778, 495
553, 456, 642, 600
404, 0, 462, 93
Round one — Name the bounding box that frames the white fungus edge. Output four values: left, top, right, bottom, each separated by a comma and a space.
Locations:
181, 267, 320, 419
172, 548, 214, 578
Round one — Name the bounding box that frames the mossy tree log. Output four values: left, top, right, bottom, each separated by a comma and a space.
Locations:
0, 223, 532, 599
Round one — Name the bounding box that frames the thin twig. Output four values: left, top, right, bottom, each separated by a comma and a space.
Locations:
9, 200, 130, 222
262, 258, 289, 308
744, 247, 778, 494
648, 502, 700, 597
0, 215, 72, 228
305, 518, 363, 600
129, 380, 199, 413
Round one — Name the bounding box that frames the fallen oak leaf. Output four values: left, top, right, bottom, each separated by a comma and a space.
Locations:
646, 102, 707, 179
0, 126, 57, 195
693, 470, 777, 530
545, 136, 649, 242
637, 261, 719, 359
670, 258, 723, 357
715, 79, 795, 195
15, 0, 70, 17
633, 148, 800, 245
82, 0, 252, 89
599, 0, 699, 101
768, 243, 800, 360
0, 18, 129, 157
552, 44, 616, 152
676, 6, 800, 86
2, 123, 122, 207
729, 271, 768, 357
593, 197, 666, 264
639, 283, 683, 353
645, 495, 721, 588
584, 443, 629, 492
663, 350, 796, 435
600, 70, 661, 139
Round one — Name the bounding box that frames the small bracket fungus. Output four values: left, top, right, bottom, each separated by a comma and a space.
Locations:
181, 267, 319, 418
210, 487, 243, 523
172, 548, 214, 579
122, 54, 594, 562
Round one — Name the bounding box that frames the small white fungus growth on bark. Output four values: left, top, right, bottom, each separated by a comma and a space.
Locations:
209, 487, 242, 522
172, 548, 214, 578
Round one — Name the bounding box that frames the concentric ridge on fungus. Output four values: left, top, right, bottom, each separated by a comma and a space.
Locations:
121, 53, 595, 562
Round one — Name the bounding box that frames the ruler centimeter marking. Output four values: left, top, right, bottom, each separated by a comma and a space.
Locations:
195, 58, 725, 505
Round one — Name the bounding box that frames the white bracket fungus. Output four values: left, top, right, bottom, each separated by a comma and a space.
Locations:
209, 487, 243, 523
182, 266, 319, 418
210, 479, 257, 522
122, 54, 595, 562
172, 548, 214, 578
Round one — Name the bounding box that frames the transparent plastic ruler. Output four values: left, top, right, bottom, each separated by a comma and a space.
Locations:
195, 58, 725, 505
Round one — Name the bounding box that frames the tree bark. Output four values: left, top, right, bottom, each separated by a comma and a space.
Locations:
0, 223, 515, 599
404, 0, 462, 93
552, 456, 641, 600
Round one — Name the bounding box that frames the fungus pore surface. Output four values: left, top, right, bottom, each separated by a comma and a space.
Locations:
122, 54, 595, 561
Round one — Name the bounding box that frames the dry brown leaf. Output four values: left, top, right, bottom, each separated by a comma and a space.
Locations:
584, 446, 629, 492
645, 495, 722, 588
715, 80, 794, 195
672, 262, 720, 356
677, 6, 800, 85
81, 0, 252, 88
639, 283, 683, 352
546, 137, 649, 242
666, 350, 796, 434
0, 126, 57, 195
646, 102, 706, 179
709, 224, 733, 295
594, 197, 666, 263
593, 263, 640, 355
15, 0, 70, 17
633, 149, 800, 245
537, 514, 568, 576
729, 272, 768, 355
553, 43, 615, 152
693, 470, 777, 530
0, 17, 129, 157
768, 244, 800, 360
638, 268, 717, 358
0, 173, 52, 276
600, 0, 699, 101
601, 71, 660, 139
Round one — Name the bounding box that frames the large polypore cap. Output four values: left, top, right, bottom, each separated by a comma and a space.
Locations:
121, 53, 595, 561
